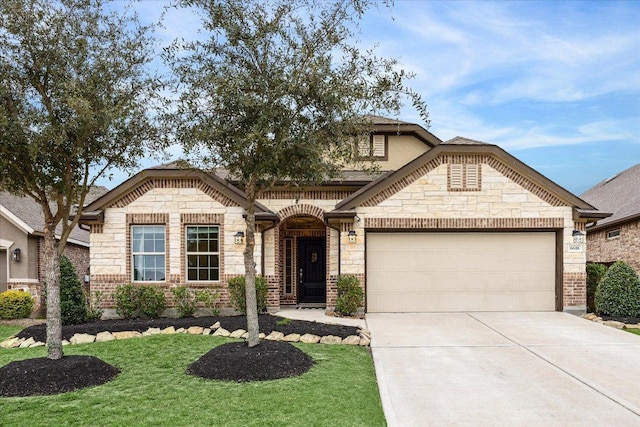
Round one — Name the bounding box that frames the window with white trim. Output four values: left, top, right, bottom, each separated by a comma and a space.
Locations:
185, 226, 220, 281
284, 238, 293, 294
132, 225, 165, 281
449, 164, 481, 191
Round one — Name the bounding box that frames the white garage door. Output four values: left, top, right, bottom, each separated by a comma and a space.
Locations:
366, 232, 556, 312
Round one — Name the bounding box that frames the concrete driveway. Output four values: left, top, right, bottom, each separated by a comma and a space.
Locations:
366, 312, 640, 427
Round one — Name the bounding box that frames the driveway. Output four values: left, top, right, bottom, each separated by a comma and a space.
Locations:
366, 312, 640, 427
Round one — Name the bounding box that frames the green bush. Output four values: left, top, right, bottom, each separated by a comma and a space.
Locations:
0, 290, 34, 319
171, 286, 220, 318
228, 276, 268, 314
595, 261, 640, 318
114, 284, 167, 319
335, 275, 364, 316
85, 290, 104, 322
60, 256, 87, 325
586, 263, 608, 313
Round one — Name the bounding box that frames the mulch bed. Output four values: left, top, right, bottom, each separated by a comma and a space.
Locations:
187, 340, 314, 382
15, 314, 359, 343
0, 355, 120, 397
600, 315, 640, 324
3, 315, 360, 398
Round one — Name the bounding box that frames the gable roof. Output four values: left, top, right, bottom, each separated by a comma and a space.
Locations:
335, 139, 598, 213
0, 186, 107, 246
580, 163, 640, 231
80, 167, 275, 222
362, 115, 441, 147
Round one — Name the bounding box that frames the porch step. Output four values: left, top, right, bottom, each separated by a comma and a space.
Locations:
296, 303, 327, 309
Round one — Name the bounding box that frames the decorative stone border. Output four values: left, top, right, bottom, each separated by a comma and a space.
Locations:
0, 321, 371, 349
581, 313, 640, 330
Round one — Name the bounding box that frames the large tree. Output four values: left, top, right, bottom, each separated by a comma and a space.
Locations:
0, 0, 160, 359
166, 0, 428, 346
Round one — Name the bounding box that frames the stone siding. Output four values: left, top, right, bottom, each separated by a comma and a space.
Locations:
587, 219, 640, 274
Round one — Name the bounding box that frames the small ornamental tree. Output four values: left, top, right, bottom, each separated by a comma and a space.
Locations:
0, 0, 160, 359
595, 261, 640, 318
165, 0, 428, 347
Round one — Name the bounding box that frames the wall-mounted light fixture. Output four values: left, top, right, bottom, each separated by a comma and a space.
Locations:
12, 248, 21, 262
348, 230, 357, 244
572, 230, 585, 244
234, 231, 245, 244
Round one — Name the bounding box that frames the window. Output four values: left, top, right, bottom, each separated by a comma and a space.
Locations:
186, 226, 220, 281
606, 229, 621, 240
449, 164, 481, 191
356, 134, 387, 159
132, 225, 165, 281
284, 238, 293, 294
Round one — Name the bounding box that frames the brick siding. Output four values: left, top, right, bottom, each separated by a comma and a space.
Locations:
587, 219, 640, 274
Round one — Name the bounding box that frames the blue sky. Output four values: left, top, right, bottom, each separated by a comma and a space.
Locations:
98, 0, 640, 196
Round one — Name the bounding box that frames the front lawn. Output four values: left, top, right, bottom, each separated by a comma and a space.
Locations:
0, 334, 385, 427
0, 325, 23, 342
624, 328, 640, 336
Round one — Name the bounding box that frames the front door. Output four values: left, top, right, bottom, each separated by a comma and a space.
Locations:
298, 238, 326, 303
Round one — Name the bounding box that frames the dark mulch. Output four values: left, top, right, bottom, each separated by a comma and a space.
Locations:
0, 355, 120, 397
187, 340, 314, 382
601, 315, 640, 324
15, 314, 359, 343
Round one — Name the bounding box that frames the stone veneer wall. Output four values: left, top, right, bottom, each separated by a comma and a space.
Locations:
587, 219, 640, 274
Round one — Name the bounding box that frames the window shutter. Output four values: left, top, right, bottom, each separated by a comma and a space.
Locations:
357, 137, 370, 157
466, 164, 479, 189
450, 164, 463, 189
372, 135, 385, 157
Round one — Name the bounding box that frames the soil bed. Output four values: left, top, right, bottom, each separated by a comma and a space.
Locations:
16, 314, 359, 343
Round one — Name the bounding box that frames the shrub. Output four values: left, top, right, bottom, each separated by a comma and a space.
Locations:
60, 256, 87, 325
114, 284, 139, 319
85, 290, 104, 322
0, 290, 34, 319
586, 263, 608, 313
595, 261, 640, 318
335, 275, 364, 316
171, 286, 220, 317
228, 276, 268, 314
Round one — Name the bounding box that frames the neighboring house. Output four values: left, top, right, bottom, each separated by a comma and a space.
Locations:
0, 187, 107, 314
580, 163, 640, 274
79, 116, 606, 315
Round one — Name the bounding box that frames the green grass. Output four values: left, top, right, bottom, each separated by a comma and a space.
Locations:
624, 328, 640, 336
0, 334, 386, 427
0, 325, 23, 342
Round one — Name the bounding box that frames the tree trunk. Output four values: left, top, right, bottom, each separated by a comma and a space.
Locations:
244, 184, 260, 347
43, 224, 63, 359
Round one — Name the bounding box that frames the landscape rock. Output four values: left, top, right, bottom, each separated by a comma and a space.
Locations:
300, 333, 321, 344
282, 333, 301, 342
112, 331, 142, 340
210, 321, 221, 330
359, 336, 371, 346
161, 326, 176, 334
19, 337, 35, 348
187, 326, 204, 335
265, 331, 284, 341
70, 333, 95, 345
603, 320, 625, 329
202, 328, 211, 336
357, 329, 371, 339
62, 340, 70, 346
342, 335, 360, 346
0, 337, 20, 349
147, 327, 161, 335
320, 335, 342, 344
96, 331, 115, 342
213, 328, 230, 337
176, 327, 186, 334
30, 341, 45, 347
229, 329, 246, 338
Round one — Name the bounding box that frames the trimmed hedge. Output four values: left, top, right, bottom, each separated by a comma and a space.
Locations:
0, 290, 34, 319
335, 275, 363, 316
228, 276, 268, 314
114, 284, 166, 319
586, 263, 608, 313
595, 261, 640, 318
60, 255, 88, 325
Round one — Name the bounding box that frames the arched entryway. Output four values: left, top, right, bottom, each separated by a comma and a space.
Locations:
277, 208, 329, 307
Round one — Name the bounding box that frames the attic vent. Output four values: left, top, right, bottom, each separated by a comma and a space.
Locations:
448, 163, 482, 191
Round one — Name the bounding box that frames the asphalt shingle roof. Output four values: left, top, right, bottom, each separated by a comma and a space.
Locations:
580, 163, 640, 228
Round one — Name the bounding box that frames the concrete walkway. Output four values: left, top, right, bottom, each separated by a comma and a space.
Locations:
367, 312, 640, 427
274, 308, 367, 329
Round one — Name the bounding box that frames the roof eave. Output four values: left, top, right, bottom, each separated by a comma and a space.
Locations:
587, 212, 640, 232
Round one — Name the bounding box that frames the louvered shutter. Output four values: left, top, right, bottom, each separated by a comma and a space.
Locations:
466, 164, 479, 189
372, 135, 385, 157
357, 137, 370, 157
450, 164, 463, 189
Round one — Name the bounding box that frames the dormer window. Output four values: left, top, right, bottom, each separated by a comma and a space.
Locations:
357, 134, 387, 159
448, 164, 481, 191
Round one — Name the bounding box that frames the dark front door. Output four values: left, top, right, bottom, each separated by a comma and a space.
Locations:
298, 238, 326, 303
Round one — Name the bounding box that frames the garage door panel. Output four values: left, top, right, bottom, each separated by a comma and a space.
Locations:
367, 232, 556, 312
